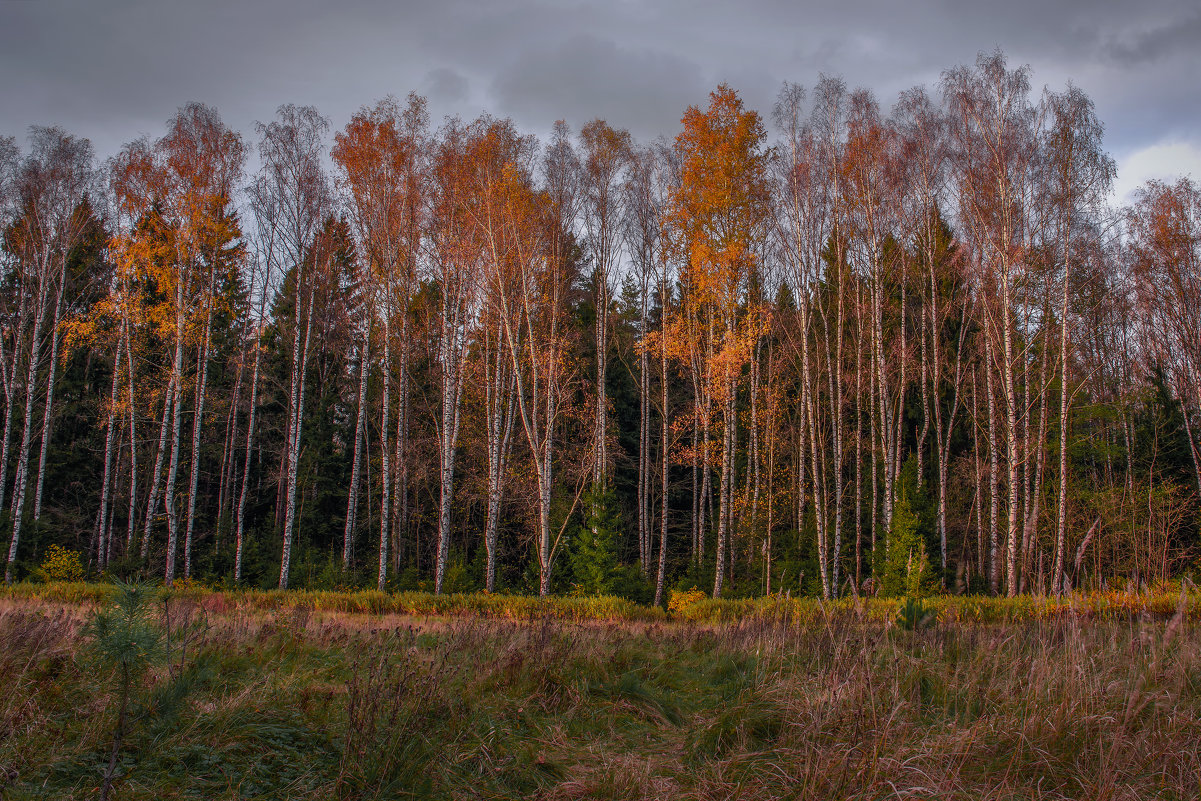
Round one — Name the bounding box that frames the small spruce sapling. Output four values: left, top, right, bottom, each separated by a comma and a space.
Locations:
85, 580, 188, 801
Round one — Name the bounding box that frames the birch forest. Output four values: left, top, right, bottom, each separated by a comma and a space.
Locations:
3, 51, 1199, 600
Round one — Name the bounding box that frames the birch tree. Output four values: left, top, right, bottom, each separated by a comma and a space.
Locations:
944, 51, 1040, 595
578, 120, 632, 519
667, 86, 770, 598
429, 117, 489, 593
163, 105, 245, 580
332, 95, 427, 590
4, 128, 93, 584
256, 104, 328, 590
624, 144, 665, 581
1043, 86, 1114, 593
489, 120, 583, 596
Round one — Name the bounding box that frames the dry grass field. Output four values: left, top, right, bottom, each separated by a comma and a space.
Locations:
1, 584, 1199, 799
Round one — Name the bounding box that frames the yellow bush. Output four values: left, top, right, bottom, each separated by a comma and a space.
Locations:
39, 545, 85, 583
668, 587, 707, 617
170, 575, 206, 592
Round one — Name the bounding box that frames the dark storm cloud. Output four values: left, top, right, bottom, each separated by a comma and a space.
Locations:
1, 0, 1199, 193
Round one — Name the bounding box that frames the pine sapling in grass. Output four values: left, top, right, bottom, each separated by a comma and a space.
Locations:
896, 596, 935, 631
84, 580, 166, 801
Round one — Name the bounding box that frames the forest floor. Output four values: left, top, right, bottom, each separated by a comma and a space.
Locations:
1, 586, 1199, 799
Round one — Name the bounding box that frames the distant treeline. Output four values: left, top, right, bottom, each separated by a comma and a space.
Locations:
2, 49, 1199, 600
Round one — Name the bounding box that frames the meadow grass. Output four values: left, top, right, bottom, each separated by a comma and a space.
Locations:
1, 584, 1199, 799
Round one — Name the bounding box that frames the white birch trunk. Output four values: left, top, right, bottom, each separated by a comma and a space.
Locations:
0, 267, 33, 517
638, 298, 650, 573
5, 268, 50, 584
378, 320, 392, 592
234, 324, 263, 584
141, 382, 173, 560
161, 301, 188, 586
124, 322, 138, 550
713, 368, 734, 599
483, 325, 514, 593
434, 284, 467, 594
985, 341, 1001, 595
95, 330, 124, 569
183, 270, 216, 579
654, 277, 670, 606
1053, 235, 1074, 593
32, 261, 66, 522
279, 262, 317, 590
343, 326, 369, 568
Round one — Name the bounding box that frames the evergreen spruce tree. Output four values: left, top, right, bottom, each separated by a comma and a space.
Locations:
879, 489, 937, 598
569, 482, 621, 596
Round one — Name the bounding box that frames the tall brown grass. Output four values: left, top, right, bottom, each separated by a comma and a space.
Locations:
1, 589, 1197, 799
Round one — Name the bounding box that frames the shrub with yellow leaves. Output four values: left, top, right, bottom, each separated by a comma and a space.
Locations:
39, 544, 85, 583
668, 587, 707, 617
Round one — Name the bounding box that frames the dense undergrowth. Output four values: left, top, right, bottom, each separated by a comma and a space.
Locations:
2, 583, 1200, 799
7, 580, 1201, 625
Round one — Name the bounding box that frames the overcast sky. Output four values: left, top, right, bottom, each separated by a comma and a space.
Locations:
2, 0, 1199, 202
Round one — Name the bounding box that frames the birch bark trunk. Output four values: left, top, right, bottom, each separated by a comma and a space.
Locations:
7, 256, 53, 582
95, 331, 124, 569
279, 257, 318, 590
343, 325, 369, 568
183, 264, 217, 578
32, 260, 66, 522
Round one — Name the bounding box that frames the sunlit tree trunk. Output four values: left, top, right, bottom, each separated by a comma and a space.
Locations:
1021, 323, 1051, 592
234, 322, 263, 584
392, 326, 409, 573
232, 324, 261, 583
805, 335, 829, 597
638, 292, 650, 572
763, 344, 778, 596
713, 328, 735, 598
854, 289, 864, 589
937, 301, 968, 585
1000, 265, 1021, 596
746, 338, 763, 551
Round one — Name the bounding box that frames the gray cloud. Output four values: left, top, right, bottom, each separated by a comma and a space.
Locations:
423, 68, 470, 104
491, 35, 707, 139
0, 0, 1197, 177
1103, 10, 1201, 66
